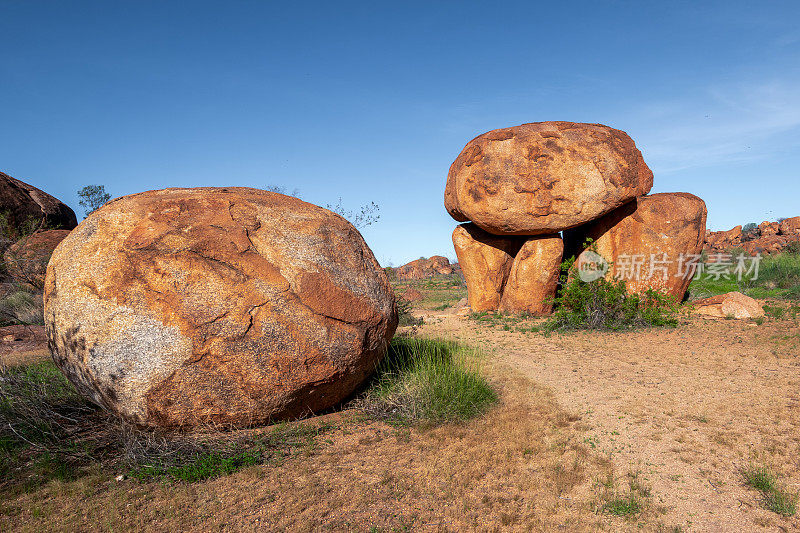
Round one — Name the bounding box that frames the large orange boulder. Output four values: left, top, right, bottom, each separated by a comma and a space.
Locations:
44, 188, 397, 428
3, 229, 71, 288
564, 193, 707, 298
498, 235, 563, 315
445, 122, 653, 235
779, 216, 800, 238
452, 223, 523, 312
0, 171, 77, 251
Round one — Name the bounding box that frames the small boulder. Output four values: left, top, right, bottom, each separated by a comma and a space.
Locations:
693, 292, 764, 319
452, 223, 523, 312
454, 297, 471, 316
44, 187, 397, 427
564, 193, 707, 298
4, 230, 71, 288
499, 235, 563, 315
445, 122, 653, 235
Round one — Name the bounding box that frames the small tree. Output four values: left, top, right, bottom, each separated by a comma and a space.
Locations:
77, 185, 111, 217
326, 198, 380, 229
264, 184, 300, 197
742, 222, 759, 242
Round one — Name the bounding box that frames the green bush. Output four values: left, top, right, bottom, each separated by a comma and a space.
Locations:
357, 336, 497, 425
545, 257, 679, 332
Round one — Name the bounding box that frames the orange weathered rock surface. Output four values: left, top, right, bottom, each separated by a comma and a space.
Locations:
498, 235, 563, 315
693, 292, 764, 319
452, 223, 522, 312
564, 193, 707, 298
44, 187, 397, 427
445, 122, 653, 235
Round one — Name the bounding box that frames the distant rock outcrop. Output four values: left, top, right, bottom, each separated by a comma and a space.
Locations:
395, 255, 458, 280
4, 229, 71, 288
0, 171, 77, 252
45, 187, 397, 428
704, 216, 800, 255
780, 216, 800, 238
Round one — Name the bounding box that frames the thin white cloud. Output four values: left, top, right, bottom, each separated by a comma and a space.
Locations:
632, 77, 800, 173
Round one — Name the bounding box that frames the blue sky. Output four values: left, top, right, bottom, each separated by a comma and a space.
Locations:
2, 1, 799, 266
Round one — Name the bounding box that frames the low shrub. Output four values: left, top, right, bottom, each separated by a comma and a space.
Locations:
357, 336, 497, 425
545, 257, 680, 332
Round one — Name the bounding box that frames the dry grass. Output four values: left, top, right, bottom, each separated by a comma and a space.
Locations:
0, 338, 648, 532
424, 307, 800, 531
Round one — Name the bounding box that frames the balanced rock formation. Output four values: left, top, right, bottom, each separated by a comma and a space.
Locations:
693, 292, 764, 320
452, 223, 522, 312
395, 255, 456, 280
0, 171, 77, 251
4, 229, 71, 288
564, 193, 707, 298
44, 187, 397, 427
445, 122, 653, 235
499, 235, 563, 315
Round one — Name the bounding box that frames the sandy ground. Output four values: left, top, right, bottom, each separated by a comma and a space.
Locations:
3, 314, 799, 531
420, 312, 800, 532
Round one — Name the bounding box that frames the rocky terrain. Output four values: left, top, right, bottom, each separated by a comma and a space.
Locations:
704, 216, 800, 256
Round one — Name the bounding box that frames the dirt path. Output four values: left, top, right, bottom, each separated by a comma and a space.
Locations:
420, 314, 800, 532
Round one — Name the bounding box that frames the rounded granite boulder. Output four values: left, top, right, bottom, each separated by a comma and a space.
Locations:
444, 121, 653, 235
44, 187, 397, 427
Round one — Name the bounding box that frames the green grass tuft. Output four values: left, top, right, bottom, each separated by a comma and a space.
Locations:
742, 464, 798, 517
602, 493, 642, 517
358, 336, 497, 425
